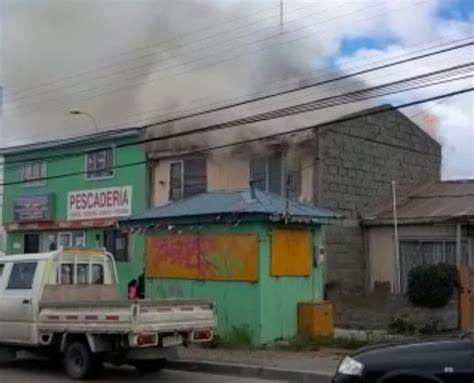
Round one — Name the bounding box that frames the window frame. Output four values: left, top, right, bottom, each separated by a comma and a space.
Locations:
7, 262, 38, 290
169, 160, 184, 201
46, 231, 86, 251
21, 161, 47, 187
398, 237, 472, 292
250, 151, 301, 197
84, 147, 115, 181
168, 158, 207, 201
104, 229, 130, 263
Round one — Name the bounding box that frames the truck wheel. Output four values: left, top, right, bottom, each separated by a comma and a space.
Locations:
63, 342, 102, 380
133, 359, 166, 374
0, 346, 17, 363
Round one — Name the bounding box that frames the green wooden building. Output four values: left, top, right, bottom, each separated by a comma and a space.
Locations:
120, 188, 338, 344
1, 128, 147, 295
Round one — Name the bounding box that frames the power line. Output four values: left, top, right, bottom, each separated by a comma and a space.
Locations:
0, 2, 348, 109
6, 36, 472, 145
87, 39, 474, 135
4, 3, 277, 96
93, 37, 474, 131
2, 62, 470, 171
5, 38, 471, 147
1, 88, 472, 188
2, 0, 428, 116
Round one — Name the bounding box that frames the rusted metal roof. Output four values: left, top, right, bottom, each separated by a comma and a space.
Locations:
363, 180, 474, 225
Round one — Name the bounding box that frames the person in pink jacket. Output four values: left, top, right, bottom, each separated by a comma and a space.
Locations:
127, 279, 138, 300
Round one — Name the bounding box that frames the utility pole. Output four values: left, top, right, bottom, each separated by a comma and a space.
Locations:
284, 175, 291, 224
392, 180, 401, 293
280, 0, 284, 34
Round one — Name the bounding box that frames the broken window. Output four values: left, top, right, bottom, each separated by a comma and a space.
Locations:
250, 151, 301, 198
169, 158, 207, 201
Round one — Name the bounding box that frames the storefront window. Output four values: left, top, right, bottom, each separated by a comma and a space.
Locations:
104, 229, 129, 262
45, 232, 85, 251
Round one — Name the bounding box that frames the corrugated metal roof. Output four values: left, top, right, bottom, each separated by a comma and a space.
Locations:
121, 188, 339, 225
0, 126, 142, 155
364, 180, 474, 225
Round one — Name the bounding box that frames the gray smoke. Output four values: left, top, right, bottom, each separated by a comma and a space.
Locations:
135, 1, 373, 155
1, 0, 371, 151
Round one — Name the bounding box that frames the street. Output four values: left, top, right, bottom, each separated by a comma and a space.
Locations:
0, 358, 305, 383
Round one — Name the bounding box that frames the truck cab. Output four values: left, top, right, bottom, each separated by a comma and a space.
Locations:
0, 249, 115, 345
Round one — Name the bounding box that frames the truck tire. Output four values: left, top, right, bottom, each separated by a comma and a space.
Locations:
133, 359, 166, 374
63, 341, 102, 380
0, 346, 16, 363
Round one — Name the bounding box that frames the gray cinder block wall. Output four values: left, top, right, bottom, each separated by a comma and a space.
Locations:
313, 106, 441, 292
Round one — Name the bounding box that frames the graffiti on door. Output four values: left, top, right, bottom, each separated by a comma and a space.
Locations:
145, 234, 258, 281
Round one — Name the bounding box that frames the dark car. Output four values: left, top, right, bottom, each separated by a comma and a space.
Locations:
333, 338, 474, 383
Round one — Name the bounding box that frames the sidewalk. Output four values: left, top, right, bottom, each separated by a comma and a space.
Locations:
176, 346, 342, 375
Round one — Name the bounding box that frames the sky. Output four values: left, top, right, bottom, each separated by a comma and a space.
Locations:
0, 0, 473, 178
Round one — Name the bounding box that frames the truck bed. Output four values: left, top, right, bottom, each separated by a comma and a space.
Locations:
38, 286, 214, 334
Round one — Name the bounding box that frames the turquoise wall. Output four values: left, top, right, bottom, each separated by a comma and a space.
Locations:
259, 225, 324, 343
2, 135, 147, 296
146, 223, 263, 342
145, 222, 324, 344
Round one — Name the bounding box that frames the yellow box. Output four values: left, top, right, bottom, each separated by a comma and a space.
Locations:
297, 301, 334, 337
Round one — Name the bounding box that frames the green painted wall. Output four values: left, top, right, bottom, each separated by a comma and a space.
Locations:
2, 135, 147, 296
146, 223, 263, 342
145, 222, 325, 345
259, 225, 324, 344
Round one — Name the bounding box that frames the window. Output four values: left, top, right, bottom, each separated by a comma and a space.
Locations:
56, 232, 85, 249
21, 161, 47, 186
250, 151, 301, 198
104, 229, 129, 262
92, 264, 104, 285
85, 148, 114, 179
169, 162, 183, 201
169, 158, 207, 201
7, 262, 37, 289
399, 239, 469, 292
58, 263, 104, 285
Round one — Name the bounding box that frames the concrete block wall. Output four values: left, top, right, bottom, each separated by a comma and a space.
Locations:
315, 108, 441, 291
328, 288, 458, 331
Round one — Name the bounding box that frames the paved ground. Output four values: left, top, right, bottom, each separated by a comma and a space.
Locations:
0, 359, 290, 383
178, 346, 342, 375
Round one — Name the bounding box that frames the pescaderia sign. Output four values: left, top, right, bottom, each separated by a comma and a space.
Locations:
68, 186, 132, 221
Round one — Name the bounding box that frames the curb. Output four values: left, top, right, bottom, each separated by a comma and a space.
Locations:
167, 360, 333, 382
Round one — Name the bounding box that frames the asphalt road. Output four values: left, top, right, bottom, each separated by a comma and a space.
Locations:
0, 359, 290, 383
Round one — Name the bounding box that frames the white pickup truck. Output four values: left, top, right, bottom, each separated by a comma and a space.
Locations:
0, 248, 215, 380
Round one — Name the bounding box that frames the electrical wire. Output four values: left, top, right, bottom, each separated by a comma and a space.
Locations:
2, 0, 429, 116
1, 62, 470, 172
1, 88, 472, 187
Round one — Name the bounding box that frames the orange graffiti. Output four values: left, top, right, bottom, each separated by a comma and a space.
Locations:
145, 234, 258, 281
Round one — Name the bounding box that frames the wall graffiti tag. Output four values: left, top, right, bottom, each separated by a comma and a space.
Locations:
145, 234, 258, 281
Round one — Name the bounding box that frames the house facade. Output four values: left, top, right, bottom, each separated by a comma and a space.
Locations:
364, 180, 474, 292
148, 105, 442, 291
1, 128, 147, 294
